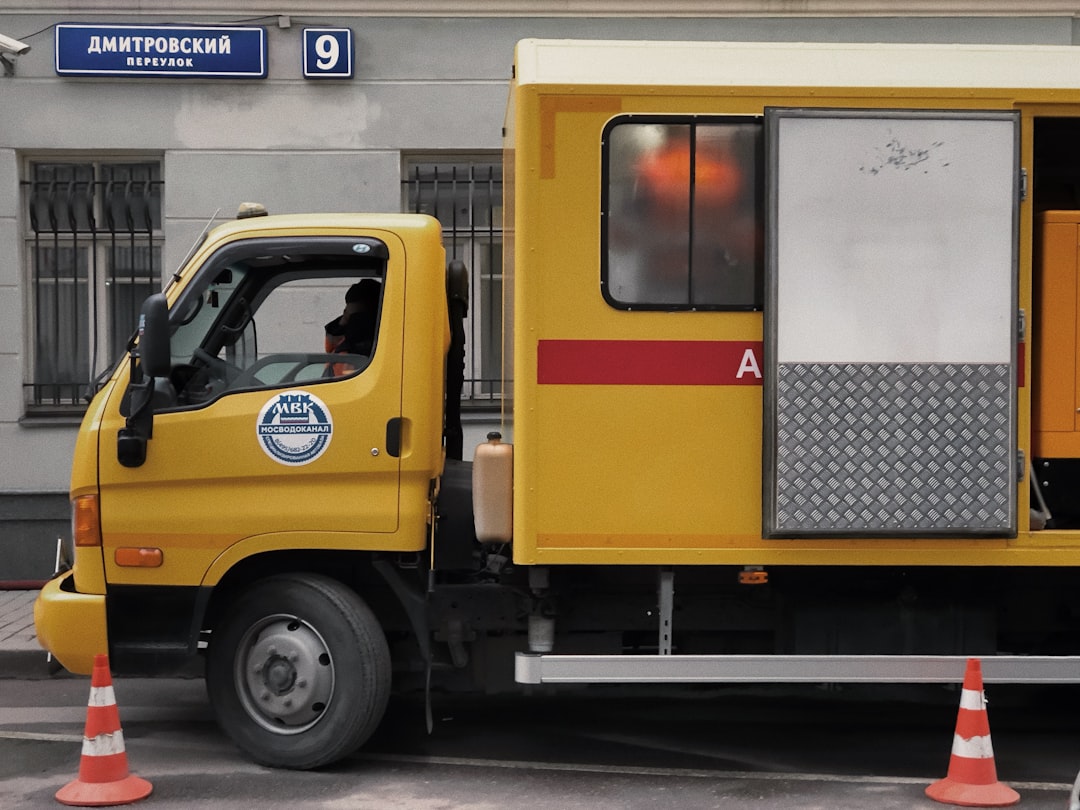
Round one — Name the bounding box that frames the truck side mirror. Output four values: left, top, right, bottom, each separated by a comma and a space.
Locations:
138, 293, 171, 378
117, 293, 170, 468
447, 259, 469, 317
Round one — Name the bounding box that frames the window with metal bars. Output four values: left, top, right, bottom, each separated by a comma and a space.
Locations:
403, 158, 504, 402
22, 160, 163, 412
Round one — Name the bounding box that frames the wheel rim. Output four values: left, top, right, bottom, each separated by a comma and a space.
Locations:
234, 613, 336, 735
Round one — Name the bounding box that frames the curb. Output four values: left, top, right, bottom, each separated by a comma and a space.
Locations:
0, 588, 74, 680
0, 649, 75, 680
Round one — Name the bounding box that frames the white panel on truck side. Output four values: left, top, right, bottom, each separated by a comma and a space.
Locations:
763, 109, 1019, 538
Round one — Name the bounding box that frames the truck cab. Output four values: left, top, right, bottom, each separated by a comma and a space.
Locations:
35, 211, 451, 767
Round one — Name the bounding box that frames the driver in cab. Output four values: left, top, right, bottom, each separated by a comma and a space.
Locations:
324, 279, 379, 376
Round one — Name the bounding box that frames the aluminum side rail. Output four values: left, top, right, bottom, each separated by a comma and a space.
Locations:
515, 653, 1080, 684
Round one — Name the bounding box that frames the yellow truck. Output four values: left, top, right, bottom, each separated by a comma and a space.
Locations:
33, 38, 1080, 768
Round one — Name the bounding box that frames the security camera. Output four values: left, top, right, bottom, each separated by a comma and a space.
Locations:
0, 33, 30, 56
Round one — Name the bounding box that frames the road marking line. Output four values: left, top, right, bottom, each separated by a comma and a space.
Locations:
357, 752, 1073, 792
0, 730, 82, 743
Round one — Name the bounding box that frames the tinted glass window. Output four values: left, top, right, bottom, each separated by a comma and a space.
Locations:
603, 117, 762, 310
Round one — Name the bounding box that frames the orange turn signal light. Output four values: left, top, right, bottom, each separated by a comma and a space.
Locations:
72, 495, 102, 548
115, 547, 164, 568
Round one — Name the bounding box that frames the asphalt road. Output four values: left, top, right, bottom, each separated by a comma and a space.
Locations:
2, 677, 1079, 809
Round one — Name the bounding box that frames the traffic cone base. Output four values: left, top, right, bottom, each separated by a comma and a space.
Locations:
926, 658, 1018, 808
925, 776, 1019, 808
55, 773, 153, 808
56, 654, 152, 807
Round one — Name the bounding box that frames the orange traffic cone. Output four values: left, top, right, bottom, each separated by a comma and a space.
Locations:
56, 653, 153, 807
926, 657, 1019, 807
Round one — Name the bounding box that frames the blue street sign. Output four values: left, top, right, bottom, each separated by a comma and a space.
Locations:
55, 24, 267, 78
303, 28, 353, 79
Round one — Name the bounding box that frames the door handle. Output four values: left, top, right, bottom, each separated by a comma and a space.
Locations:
385, 418, 402, 458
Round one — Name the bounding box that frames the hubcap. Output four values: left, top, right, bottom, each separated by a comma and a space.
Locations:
235, 615, 335, 734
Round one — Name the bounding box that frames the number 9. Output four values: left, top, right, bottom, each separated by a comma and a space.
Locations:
315, 35, 339, 70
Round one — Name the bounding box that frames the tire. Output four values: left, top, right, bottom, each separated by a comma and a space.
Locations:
206, 573, 391, 769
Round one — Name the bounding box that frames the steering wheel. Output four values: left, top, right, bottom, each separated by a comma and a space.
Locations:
228, 353, 347, 390
192, 347, 244, 389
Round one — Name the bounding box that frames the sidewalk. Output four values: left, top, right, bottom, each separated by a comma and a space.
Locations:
0, 588, 61, 679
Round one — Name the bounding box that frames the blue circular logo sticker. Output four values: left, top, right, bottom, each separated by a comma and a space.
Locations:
257, 390, 333, 466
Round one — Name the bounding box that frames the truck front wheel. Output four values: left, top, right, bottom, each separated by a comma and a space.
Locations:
206, 573, 391, 769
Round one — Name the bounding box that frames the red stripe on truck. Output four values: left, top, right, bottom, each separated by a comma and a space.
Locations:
537, 340, 764, 386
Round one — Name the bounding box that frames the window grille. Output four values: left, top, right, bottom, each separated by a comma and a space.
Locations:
403, 159, 504, 402
22, 161, 163, 411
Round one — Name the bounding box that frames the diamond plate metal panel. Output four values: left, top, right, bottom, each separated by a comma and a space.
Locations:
772, 363, 1012, 534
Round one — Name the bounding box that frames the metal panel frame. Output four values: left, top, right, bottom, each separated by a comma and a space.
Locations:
762, 108, 1020, 538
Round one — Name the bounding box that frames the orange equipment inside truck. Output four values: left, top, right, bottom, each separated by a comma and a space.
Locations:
33, 39, 1080, 768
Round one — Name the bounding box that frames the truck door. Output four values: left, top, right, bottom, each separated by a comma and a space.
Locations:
97, 234, 406, 585
762, 109, 1020, 537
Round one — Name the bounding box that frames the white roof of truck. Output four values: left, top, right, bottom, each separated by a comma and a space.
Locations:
514, 38, 1080, 90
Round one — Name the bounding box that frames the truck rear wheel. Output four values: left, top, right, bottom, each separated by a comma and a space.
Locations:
206, 573, 390, 769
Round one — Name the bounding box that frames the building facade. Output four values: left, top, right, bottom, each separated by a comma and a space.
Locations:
1, 2, 1078, 579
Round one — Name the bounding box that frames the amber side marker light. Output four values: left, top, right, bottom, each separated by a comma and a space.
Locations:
72, 495, 102, 548
738, 566, 768, 585
115, 547, 164, 568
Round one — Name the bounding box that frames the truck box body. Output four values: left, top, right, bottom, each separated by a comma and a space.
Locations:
509, 39, 1075, 565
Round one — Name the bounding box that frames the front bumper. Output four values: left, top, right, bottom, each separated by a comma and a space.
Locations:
33, 571, 107, 675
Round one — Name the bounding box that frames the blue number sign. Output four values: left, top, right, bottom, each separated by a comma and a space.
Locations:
303, 29, 353, 79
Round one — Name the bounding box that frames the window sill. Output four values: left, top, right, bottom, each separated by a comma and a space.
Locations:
20, 411, 86, 427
